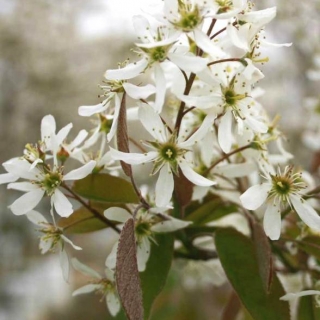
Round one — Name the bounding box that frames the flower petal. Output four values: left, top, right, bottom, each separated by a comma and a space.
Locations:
137, 236, 151, 272
63, 160, 96, 181
263, 204, 281, 240
9, 189, 44, 215
179, 158, 215, 186
41, 115, 56, 144
26, 210, 48, 225
52, 188, 73, 217
123, 83, 156, 100
168, 52, 208, 73
109, 148, 157, 165
59, 247, 70, 282
78, 103, 108, 117
218, 110, 233, 153
8, 181, 39, 192
240, 183, 270, 210
291, 195, 320, 231
105, 58, 148, 80
105, 241, 118, 270
61, 235, 82, 251
106, 291, 121, 317
155, 165, 174, 208
193, 28, 224, 58
72, 284, 102, 296
280, 290, 320, 301
153, 63, 166, 113
0, 173, 18, 184
71, 258, 101, 279
151, 216, 192, 233
104, 207, 131, 223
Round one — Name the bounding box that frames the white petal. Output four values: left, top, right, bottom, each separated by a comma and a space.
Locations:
214, 162, 256, 178
0, 173, 18, 184
280, 290, 320, 301
105, 241, 118, 270
8, 181, 39, 192
105, 58, 148, 80
106, 94, 120, 142
153, 63, 166, 113
71, 258, 101, 279
78, 103, 108, 117
59, 248, 70, 282
151, 216, 192, 233
106, 292, 121, 317
132, 15, 153, 41
138, 104, 167, 141
123, 82, 156, 100
41, 115, 56, 143
9, 189, 44, 215
218, 110, 233, 153
56, 123, 73, 146
155, 165, 174, 208
168, 52, 208, 73
179, 158, 215, 186
26, 210, 48, 225
104, 268, 115, 282
72, 284, 101, 296
291, 195, 320, 231
63, 160, 96, 181
104, 207, 131, 223
178, 93, 222, 109
240, 183, 270, 210
137, 236, 151, 272
109, 147, 157, 165
67, 130, 88, 150
40, 237, 54, 254
193, 28, 224, 57
180, 113, 215, 148
52, 188, 73, 217
263, 204, 281, 240
61, 235, 82, 251
5, 158, 39, 180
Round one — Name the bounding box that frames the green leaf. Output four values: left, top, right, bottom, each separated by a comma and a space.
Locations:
140, 234, 174, 320
215, 228, 290, 320
186, 199, 237, 225
58, 202, 119, 234
297, 294, 320, 320
298, 236, 320, 260
72, 173, 139, 203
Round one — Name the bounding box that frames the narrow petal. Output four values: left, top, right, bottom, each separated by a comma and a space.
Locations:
291, 195, 320, 231
9, 189, 44, 215
26, 210, 48, 225
105, 58, 148, 80
180, 113, 215, 148
109, 148, 157, 165
240, 183, 270, 210
78, 103, 108, 117
72, 284, 101, 296
280, 290, 320, 301
61, 235, 82, 250
178, 93, 222, 109
193, 28, 224, 58
214, 162, 257, 178
138, 104, 167, 141
41, 115, 56, 143
218, 110, 233, 153
67, 130, 88, 150
168, 52, 208, 73
263, 204, 281, 240
123, 83, 156, 100
0, 173, 18, 184
5, 158, 39, 180
59, 248, 70, 282
106, 94, 120, 142
105, 242, 118, 270
71, 258, 101, 279
137, 236, 151, 272
153, 63, 166, 113
63, 160, 96, 181
8, 181, 39, 192
56, 123, 73, 146
106, 292, 121, 317
52, 188, 73, 217
155, 165, 174, 208
179, 158, 215, 186
151, 216, 192, 233
104, 207, 131, 223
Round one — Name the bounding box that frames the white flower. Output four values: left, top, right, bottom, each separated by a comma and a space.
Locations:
72, 258, 120, 317
26, 210, 81, 281
104, 206, 192, 272
240, 166, 320, 240
6, 158, 96, 217
109, 105, 216, 207
280, 290, 320, 302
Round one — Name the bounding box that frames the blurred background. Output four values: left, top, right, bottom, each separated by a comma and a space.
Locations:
0, 0, 319, 319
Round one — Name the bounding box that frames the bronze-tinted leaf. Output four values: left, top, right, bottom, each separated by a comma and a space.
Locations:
252, 221, 273, 293
116, 218, 144, 320
72, 173, 139, 203
117, 93, 132, 177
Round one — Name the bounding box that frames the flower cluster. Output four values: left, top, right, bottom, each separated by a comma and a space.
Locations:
2, 0, 320, 317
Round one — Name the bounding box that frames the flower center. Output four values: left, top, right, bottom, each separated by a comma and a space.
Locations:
135, 220, 152, 237
160, 144, 178, 162
41, 171, 63, 196
172, 4, 202, 32
272, 177, 291, 195
149, 46, 167, 63
215, 0, 233, 13
99, 114, 113, 134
